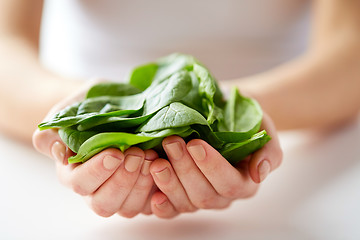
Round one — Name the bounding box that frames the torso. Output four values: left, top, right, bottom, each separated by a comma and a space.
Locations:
40, 0, 311, 81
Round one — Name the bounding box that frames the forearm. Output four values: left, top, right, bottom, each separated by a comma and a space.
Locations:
225, 0, 360, 131
0, 36, 83, 143
227, 50, 360, 130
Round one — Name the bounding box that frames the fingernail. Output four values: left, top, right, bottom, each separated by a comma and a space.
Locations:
51, 141, 66, 163
141, 160, 152, 176
124, 154, 143, 173
154, 168, 171, 182
155, 200, 169, 210
164, 142, 183, 160
258, 160, 271, 182
103, 155, 122, 170
187, 144, 206, 161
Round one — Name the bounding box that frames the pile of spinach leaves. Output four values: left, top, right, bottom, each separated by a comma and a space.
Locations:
39, 53, 271, 165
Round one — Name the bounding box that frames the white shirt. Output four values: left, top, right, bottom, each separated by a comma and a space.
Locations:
40, 0, 310, 81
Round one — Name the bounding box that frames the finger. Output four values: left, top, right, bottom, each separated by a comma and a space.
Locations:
163, 136, 231, 209
151, 191, 179, 219
187, 139, 258, 199
248, 112, 283, 183
59, 148, 124, 195
118, 149, 158, 218
33, 78, 109, 160
141, 185, 158, 215
88, 147, 144, 217
33, 128, 71, 165
150, 158, 197, 213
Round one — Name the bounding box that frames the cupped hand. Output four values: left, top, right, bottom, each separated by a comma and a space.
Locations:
32, 81, 157, 218
148, 112, 282, 218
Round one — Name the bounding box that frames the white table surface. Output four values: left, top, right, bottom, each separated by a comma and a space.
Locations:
1, 117, 359, 240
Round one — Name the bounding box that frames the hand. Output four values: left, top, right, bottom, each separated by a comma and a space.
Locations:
148, 112, 282, 218
32, 81, 157, 218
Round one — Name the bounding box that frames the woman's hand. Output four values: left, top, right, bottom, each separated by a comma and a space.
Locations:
32, 82, 157, 218
148, 113, 282, 218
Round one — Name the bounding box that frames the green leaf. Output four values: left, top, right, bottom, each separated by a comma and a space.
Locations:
127, 63, 158, 90
180, 71, 205, 115
86, 82, 141, 98
68, 132, 155, 163
76, 71, 193, 131
152, 53, 196, 84
142, 70, 192, 115
38, 95, 145, 130
136, 126, 196, 149
218, 87, 262, 136
76, 113, 152, 132
38, 53, 272, 165
58, 127, 99, 153
137, 102, 208, 132
193, 63, 224, 124
219, 130, 271, 165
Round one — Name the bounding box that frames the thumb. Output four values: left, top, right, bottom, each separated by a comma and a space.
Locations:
248, 113, 283, 183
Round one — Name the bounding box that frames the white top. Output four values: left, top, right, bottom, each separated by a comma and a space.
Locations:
40, 0, 310, 81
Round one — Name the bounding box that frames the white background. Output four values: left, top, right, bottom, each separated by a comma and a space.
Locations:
1, 117, 359, 240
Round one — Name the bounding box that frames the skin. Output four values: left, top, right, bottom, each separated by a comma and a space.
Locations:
2, 0, 359, 218
149, 113, 281, 218
0, 0, 83, 143
33, 89, 282, 218
223, 0, 360, 130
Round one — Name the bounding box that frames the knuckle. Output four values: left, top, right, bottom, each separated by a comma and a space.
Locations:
221, 184, 243, 199
134, 180, 153, 192
90, 200, 115, 218
87, 164, 104, 182
176, 205, 197, 213
32, 129, 55, 155
217, 201, 231, 210
70, 181, 89, 196
193, 195, 218, 209
118, 210, 138, 219
242, 186, 259, 199
158, 185, 175, 194
109, 175, 129, 192
142, 209, 152, 216
193, 195, 231, 210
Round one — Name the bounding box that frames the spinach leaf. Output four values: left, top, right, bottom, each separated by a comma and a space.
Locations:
38, 95, 144, 130
67, 132, 155, 163
58, 127, 99, 153
39, 53, 271, 166
136, 127, 196, 149
219, 130, 271, 165
76, 113, 152, 131
76, 95, 144, 115
219, 87, 262, 134
152, 53, 196, 84
193, 63, 224, 125
180, 71, 205, 115
127, 63, 158, 91
86, 82, 141, 98
137, 102, 208, 132
142, 70, 192, 115
68, 126, 198, 164
76, 71, 192, 131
